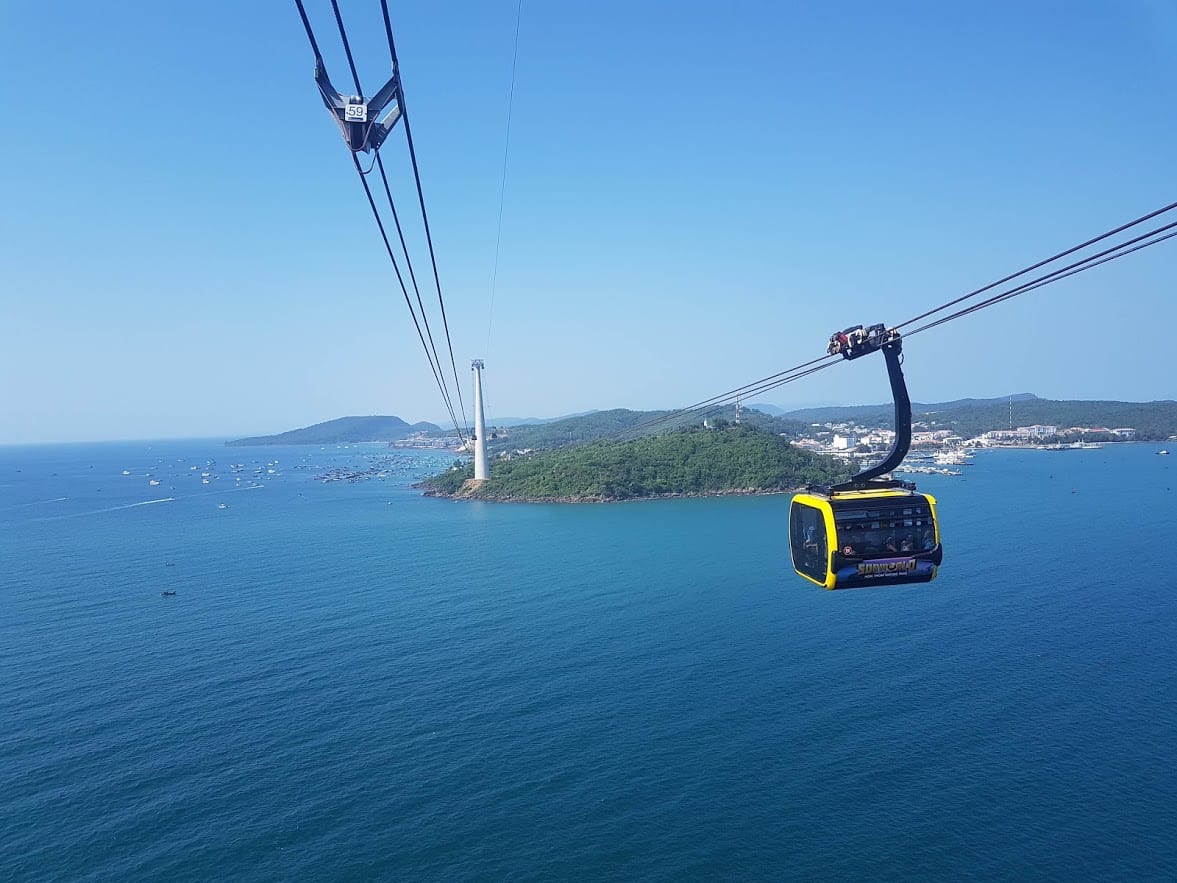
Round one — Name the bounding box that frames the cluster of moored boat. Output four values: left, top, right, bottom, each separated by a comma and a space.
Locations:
119, 457, 275, 508
894, 464, 963, 477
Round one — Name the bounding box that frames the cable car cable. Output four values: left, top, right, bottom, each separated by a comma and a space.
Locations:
614, 354, 840, 438
373, 150, 456, 415
294, 0, 467, 441
294, 8, 1175, 453
294, 0, 326, 62
351, 153, 466, 440
735, 223, 1177, 409
608, 201, 1177, 443
486, 0, 524, 363
614, 356, 840, 439
379, 0, 471, 437
905, 218, 1177, 339
328, 0, 363, 95
894, 200, 1177, 333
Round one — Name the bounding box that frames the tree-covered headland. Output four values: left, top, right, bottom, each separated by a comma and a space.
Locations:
419, 423, 850, 502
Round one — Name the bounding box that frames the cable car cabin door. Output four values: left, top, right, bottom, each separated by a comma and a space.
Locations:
789, 497, 836, 588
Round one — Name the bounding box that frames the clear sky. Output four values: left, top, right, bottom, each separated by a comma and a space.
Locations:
2, 1, 1176, 443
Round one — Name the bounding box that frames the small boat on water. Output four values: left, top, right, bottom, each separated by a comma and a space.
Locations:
122, 469, 131, 475
1160, 450, 1170, 456
149, 479, 161, 486
218, 503, 229, 509
161, 591, 177, 597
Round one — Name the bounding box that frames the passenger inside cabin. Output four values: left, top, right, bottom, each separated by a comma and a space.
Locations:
803, 523, 818, 553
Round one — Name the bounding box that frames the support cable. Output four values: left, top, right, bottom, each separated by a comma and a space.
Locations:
374, 152, 454, 417
291, 7, 1175, 453
895, 200, 1177, 333
351, 154, 466, 440
329, 0, 363, 95
486, 0, 524, 362
606, 202, 1177, 443
615, 354, 839, 439
380, 0, 470, 436
294, 0, 325, 62
905, 220, 1177, 339
296, 0, 465, 440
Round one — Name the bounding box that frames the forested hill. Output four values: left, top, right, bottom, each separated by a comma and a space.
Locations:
420, 424, 849, 502
481, 407, 811, 452
227, 416, 440, 446
782, 395, 1177, 440
781, 393, 1041, 425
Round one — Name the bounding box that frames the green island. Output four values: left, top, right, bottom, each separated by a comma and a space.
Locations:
227, 415, 440, 447
418, 423, 850, 502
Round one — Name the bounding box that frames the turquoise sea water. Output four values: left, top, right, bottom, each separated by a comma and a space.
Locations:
2, 441, 1176, 881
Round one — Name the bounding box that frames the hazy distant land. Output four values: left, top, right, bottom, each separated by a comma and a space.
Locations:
226, 394, 1177, 502
419, 394, 1177, 503
226, 416, 440, 447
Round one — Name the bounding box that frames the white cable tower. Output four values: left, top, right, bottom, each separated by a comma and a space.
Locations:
472, 360, 489, 481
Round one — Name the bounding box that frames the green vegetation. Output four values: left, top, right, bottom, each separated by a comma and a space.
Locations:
784, 395, 1177, 441
227, 415, 440, 446
420, 424, 849, 502
465, 407, 812, 453
920, 399, 1177, 441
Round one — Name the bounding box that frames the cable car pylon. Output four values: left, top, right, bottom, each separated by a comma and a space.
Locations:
471, 360, 489, 482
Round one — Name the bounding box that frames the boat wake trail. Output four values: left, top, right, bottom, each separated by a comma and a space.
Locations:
40, 497, 177, 520
0, 497, 70, 512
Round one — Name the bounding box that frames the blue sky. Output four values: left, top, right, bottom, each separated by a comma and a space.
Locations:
2, 1, 1176, 443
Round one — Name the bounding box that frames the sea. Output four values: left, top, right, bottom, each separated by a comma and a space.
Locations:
2, 440, 1175, 881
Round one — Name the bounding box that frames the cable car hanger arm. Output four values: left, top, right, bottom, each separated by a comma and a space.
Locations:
294, 1, 401, 154
826, 324, 912, 491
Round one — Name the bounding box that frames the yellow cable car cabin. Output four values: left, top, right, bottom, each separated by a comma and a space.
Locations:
790, 487, 941, 589
789, 323, 945, 589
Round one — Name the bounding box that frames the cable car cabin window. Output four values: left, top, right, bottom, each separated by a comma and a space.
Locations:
833, 502, 935, 558
790, 502, 827, 581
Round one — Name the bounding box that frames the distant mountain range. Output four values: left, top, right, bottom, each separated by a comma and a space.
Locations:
776, 393, 1041, 424
226, 416, 440, 447
774, 394, 1177, 440
228, 394, 1177, 448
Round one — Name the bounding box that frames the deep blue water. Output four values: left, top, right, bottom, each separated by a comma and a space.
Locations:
2, 441, 1176, 881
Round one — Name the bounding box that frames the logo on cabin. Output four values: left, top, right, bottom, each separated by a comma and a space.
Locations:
857, 558, 918, 577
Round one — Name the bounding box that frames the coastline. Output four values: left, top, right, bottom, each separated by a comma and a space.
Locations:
418, 440, 1173, 504
417, 485, 803, 504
